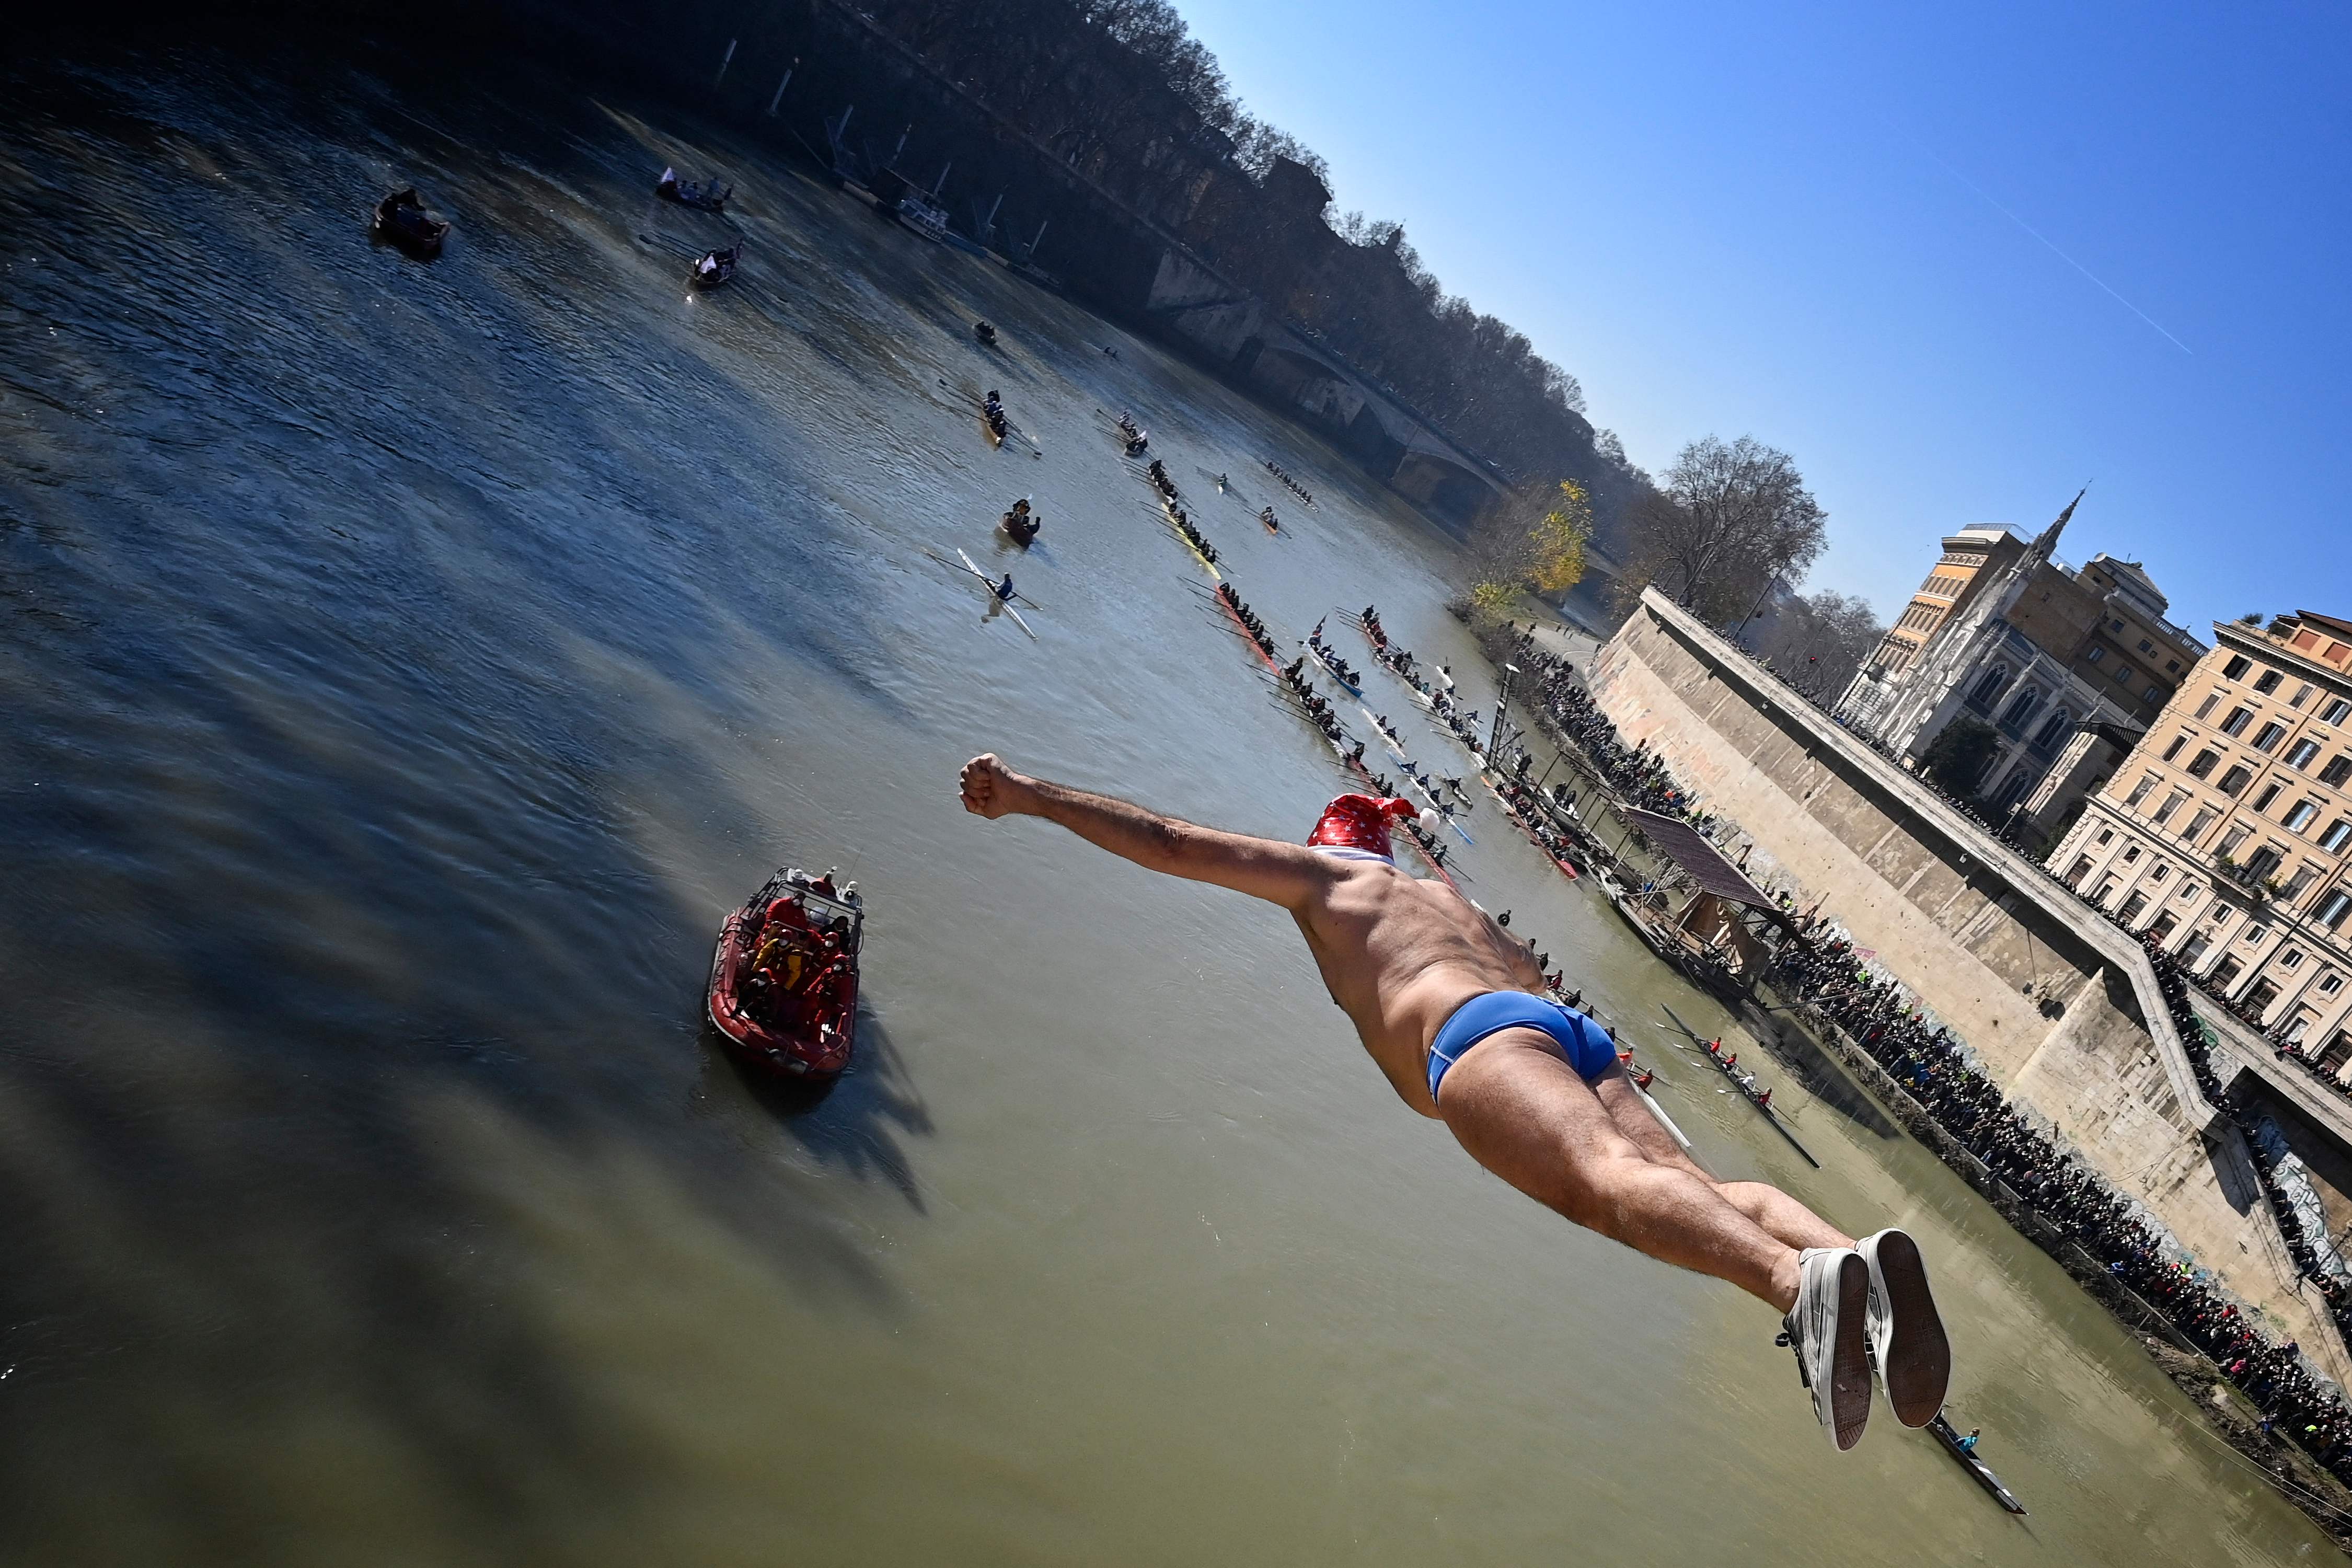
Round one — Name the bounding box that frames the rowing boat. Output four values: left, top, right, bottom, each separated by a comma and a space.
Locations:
1656, 1009, 1819, 1168
1303, 641, 1363, 696
954, 548, 1037, 638
1927, 1417, 2027, 1514
372, 188, 447, 258
1159, 511, 1221, 580
920, 547, 1038, 639
1482, 774, 1578, 881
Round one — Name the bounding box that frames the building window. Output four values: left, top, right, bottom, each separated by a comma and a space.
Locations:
2124, 845, 2143, 863
2186, 748, 2220, 778
2086, 645, 2107, 664
2323, 697, 2352, 725
2321, 973, 2345, 996
2195, 694, 2221, 720
2211, 955, 2245, 988
2145, 686, 2164, 704
2154, 790, 2188, 825
2284, 865, 2320, 899
2286, 738, 2321, 769
2125, 774, 2158, 807
2219, 825, 2253, 857
2002, 689, 2043, 729
2316, 891, 2352, 930
1969, 666, 2011, 708
2151, 863, 2172, 883
2119, 893, 2149, 924
2185, 806, 2218, 840
2096, 828, 2114, 846
2222, 706, 2254, 736
2218, 764, 2254, 795
2244, 923, 2270, 946
2282, 947, 2307, 970
2244, 846, 2286, 882
2224, 654, 2253, 681
2066, 856, 2093, 886
2286, 800, 2320, 832
2116, 665, 2140, 687
2322, 755, 2352, 787
2034, 710, 2073, 749
2252, 721, 2288, 752
2253, 783, 2283, 813
2137, 639, 2153, 654
2111, 619, 2126, 633
2178, 881, 2201, 902
2168, 660, 2182, 674
2294, 683, 2315, 708
2256, 670, 2285, 695
2321, 820, 2352, 853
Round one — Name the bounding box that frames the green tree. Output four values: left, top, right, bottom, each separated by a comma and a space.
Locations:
1919, 717, 2001, 797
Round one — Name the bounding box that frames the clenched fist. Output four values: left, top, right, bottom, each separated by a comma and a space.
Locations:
960, 753, 1033, 820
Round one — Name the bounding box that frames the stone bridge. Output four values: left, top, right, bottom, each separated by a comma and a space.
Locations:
1143, 251, 1506, 531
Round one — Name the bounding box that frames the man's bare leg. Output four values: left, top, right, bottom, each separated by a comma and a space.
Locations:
1438, 1031, 1807, 1310
1594, 1070, 1852, 1253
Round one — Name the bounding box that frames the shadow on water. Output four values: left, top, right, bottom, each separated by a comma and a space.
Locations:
694, 1004, 933, 1213
0, 29, 962, 1555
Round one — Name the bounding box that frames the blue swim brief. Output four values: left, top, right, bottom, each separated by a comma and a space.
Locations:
1426, 992, 1617, 1103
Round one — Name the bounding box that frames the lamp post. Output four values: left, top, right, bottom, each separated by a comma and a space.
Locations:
1490, 664, 1518, 761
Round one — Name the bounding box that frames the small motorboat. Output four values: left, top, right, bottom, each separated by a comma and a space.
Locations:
1001, 509, 1039, 545
657, 166, 732, 213
707, 868, 864, 1079
372, 188, 448, 258
974, 320, 999, 347
690, 244, 742, 289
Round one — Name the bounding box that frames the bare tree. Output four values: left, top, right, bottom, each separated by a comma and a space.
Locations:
1744, 589, 1885, 698
1615, 436, 1826, 622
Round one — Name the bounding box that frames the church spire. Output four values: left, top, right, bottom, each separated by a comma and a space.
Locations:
2030, 486, 2087, 562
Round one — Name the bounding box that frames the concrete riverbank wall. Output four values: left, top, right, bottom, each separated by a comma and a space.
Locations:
1588, 590, 2350, 1373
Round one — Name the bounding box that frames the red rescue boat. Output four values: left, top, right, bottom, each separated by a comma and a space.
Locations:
707, 868, 864, 1078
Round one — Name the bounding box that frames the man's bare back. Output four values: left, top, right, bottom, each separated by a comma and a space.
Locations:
958, 752, 1953, 1450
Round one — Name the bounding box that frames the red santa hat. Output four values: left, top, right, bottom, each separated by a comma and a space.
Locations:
1307, 793, 1437, 862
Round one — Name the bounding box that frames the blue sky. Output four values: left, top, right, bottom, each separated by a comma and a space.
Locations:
1173, 0, 2351, 636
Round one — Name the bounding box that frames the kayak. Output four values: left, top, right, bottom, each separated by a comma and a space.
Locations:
707, 870, 862, 1078
1928, 1416, 2027, 1515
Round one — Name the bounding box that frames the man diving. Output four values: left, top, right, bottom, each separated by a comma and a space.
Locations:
957, 755, 1951, 1451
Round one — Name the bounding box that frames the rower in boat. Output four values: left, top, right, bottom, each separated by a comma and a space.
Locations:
1216, 473, 1229, 491
690, 244, 742, 287
372, 187, 448, 258
991, 571, 1016, 603
974, 320, 999, 346
1001, 497, 1040, 544
1261, 506, 1279, 532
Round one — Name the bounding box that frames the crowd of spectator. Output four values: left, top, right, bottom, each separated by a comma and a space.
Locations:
1768, 930, 2352, 1488
1503, 633, 1697, 819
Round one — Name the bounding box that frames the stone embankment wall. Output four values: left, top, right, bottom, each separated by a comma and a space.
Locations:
1589, 591, 2348, 1371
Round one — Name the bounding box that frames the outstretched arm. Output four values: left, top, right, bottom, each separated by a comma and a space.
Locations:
961, 753, 1330, 909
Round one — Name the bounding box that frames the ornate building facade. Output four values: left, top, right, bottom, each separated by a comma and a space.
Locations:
1836, 496, 2206, 836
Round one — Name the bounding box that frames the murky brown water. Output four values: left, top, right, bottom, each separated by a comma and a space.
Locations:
0, 30, 2334, 1564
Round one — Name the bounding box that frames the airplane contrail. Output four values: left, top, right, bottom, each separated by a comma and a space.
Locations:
1904, 132, 2192, 356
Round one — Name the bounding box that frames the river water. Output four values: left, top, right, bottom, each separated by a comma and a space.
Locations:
0, 31, 2334, 1564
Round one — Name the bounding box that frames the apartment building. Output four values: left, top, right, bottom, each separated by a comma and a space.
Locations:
2051, 611, 2352, 1069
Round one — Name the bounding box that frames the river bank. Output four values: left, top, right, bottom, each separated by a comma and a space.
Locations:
1462, 612, 2352, 1548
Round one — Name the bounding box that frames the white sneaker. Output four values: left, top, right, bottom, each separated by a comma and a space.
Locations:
1859, 1228, 1951, 1427
1777, 1247, 1872, 1451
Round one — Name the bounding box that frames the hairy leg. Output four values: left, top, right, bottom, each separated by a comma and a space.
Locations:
1439, 1032, 1801, 1310
1594, 1066, 1852, 1252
